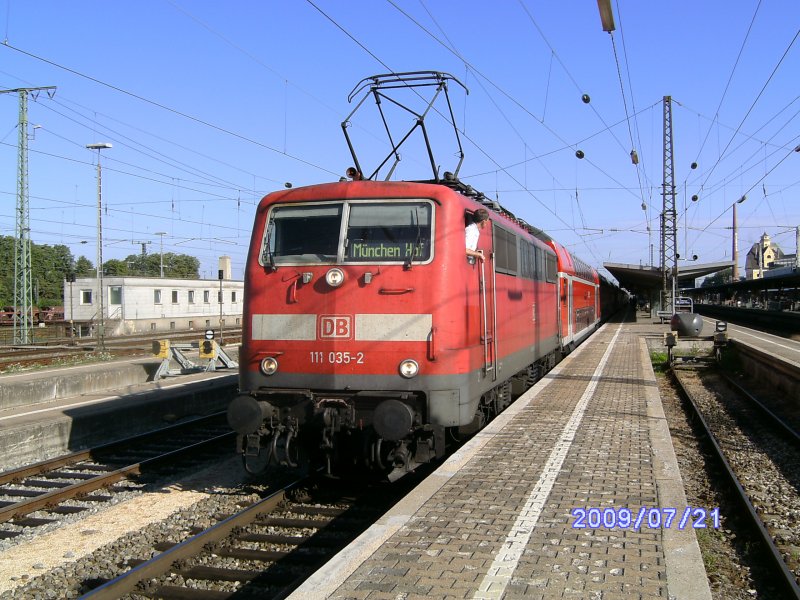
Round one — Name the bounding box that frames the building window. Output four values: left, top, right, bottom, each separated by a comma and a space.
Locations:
188, 290, 195, 304
235, 317, 241, 325
154, 289, 162, 304
218, 291, 223, 304
205, 319, 211, 328
232, 291, 237, 303
109, 286, 122, 305
204, 290, 210, 303
170, 321, 176, 330
171, 290, 179, 303
80, 290, 93, 305
150, 322, 156, 331
188, 320, 194, 330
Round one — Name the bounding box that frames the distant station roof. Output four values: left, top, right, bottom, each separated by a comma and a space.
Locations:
604, 261, 734, 295
699, 268, 800, 293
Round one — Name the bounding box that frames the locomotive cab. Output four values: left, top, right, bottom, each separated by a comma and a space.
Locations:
233, 182, 447, 479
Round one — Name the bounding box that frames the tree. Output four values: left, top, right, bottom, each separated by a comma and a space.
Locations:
701, 268, 733, 287
32, 243, 73, 306
0, 236, 80, 306
0, 235, 202, 306
120, 252, 199, 278
103, 259, 129, 276
74, 256, 94, 277
166, 253, 200, 279
0, 236, 12, 305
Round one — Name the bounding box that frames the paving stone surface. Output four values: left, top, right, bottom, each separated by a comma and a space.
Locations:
323, 315, 702, 599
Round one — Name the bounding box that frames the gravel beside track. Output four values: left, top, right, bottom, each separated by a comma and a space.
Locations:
658, 363, 798, 599
0, 455, 253, 598
676, 368, 800, 582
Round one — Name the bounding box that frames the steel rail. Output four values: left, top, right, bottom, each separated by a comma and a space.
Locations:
80, 484, 295, 599
0, 412, 227, 484
0, 327, 243, 365
671, 368, 800, 600
0, 415, 232, 523
719, 370, 800, 444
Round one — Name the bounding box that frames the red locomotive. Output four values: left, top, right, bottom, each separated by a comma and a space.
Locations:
228, 176, 617, 478
227, 72, 622, 479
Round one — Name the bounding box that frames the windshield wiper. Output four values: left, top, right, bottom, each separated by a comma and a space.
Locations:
263, 216, 276, 270
404, 207, 422, 269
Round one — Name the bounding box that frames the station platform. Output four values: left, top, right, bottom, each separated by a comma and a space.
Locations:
290, 312, 712, 599
0, 354, 238, 472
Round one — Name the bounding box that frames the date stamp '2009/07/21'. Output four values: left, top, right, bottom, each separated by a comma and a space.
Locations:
571, 506, 720, 530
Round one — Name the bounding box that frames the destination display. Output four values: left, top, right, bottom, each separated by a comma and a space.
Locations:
347, 239, 429, 261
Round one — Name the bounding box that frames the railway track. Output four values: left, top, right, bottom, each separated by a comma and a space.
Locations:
50, 470, 421, 599
0, 328, 242, 370
0, 413, 234, 542
1, 417, 430, 599
671, 364, 800, 599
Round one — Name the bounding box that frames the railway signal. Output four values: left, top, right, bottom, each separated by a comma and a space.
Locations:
152, 339, 170, 359
199, 339, 217, 360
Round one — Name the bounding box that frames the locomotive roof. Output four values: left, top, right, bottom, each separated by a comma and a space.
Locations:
263, 176, 555, 245
422, 173, 556, 246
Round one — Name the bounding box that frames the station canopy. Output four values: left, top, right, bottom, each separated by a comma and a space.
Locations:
604, 261, 734, 296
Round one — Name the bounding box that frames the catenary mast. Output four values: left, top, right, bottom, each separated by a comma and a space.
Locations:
0, 86, 56, 344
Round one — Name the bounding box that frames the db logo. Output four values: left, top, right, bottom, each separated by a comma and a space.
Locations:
318, 315, 352, 339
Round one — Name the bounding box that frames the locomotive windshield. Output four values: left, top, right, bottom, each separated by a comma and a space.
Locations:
261, 200, 433, 266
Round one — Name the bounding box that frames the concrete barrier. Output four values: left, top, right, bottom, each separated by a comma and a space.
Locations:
731, 340, 800, 402
0, 360, 161, 411
0, 374, 238, 472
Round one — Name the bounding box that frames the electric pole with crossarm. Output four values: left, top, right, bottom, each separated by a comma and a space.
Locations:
0, 86, 56, 344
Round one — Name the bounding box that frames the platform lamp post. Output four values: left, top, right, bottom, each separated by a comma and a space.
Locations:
732, 195, 746, 282
86, 142, 112, 352
218, 269, 224, 346
67, 271, 75, 344
155, 231, 167, 277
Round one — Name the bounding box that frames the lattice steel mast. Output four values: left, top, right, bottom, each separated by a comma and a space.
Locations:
660, 96, 677, 314
1, 86, 56, 344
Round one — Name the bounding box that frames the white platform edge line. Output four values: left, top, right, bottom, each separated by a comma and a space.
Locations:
472, 322, 623, 599
286, 322, 615, 600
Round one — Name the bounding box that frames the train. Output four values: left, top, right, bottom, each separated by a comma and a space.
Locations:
227, 173, 625, 480
0, 306, 65, 326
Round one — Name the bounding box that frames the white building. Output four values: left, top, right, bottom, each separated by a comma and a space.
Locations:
64, 275, 244, 336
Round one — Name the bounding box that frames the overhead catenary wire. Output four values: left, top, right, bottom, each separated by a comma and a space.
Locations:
42, 96, 280, 191
385, 0, 662, 266
391, 0, 665, 267
2, 4, 797, 276
1, 42, 340, 178
694, 28, 800, 199
606, 1, 652, 227
687, 0, 764, 180
0, 44, 297, 269
689, 136, 800, 248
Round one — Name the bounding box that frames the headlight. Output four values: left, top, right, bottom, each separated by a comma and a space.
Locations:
325, 267, 345, 288
399, 359, 419, 378
260, 356, 278, 376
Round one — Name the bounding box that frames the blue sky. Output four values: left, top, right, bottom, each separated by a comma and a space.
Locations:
1, 1, 799, 282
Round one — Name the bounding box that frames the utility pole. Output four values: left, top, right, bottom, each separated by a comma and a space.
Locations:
0, 86, 56, 345
218, 269, 224, 346
155, 232, 167, 277
131, 240, 151, 274
87, 142, 112, 351
661, 96, 678, 315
